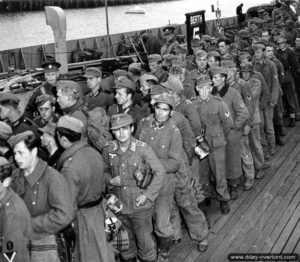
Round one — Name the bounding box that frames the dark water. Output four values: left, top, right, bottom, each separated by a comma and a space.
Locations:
0, 0, 262, 50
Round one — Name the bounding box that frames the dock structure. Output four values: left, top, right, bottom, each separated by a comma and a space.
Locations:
0, 0, 176, 12
170, 123, 300, 262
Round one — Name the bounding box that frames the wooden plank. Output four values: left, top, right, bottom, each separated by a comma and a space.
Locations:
233, 163, 300, 253
281, 218, 300, 253
181, 132, 300, 262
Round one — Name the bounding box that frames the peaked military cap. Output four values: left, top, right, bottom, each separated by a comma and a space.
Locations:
155, 93, 176, 108
162, 25, 176, 35
196, 75, 212, 87
41, 61, 61, 72
0, 121, 12, 140
114, 77, 136, 91
191, 38, 202, 48
8, 130, 34, 148
207, 50, 221, 58
201, 35, 212, 42
253, 43, 265, 51
239, 29, 250, 38
220, 60, 236, 69
110, 113, 133, 130
149, 85, 168, 95
0, 93, 20, 104
38, 122, 57, 137
210, 66, 228, 76
140, 74, 158, 83
128, 63, 142, 72
35, 94, 54, 106
83, 67, 102, 78
57, 115, 84, 134
160, 77, 184, 95
113, 69, 129, 78
238, 51, 251, 61
148, 54, 162, 63
240, 62, 254, 72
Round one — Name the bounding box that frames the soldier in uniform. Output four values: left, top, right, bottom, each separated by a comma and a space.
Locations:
186, 38, 203, 71
107, 77, 146, 130
211, 66, 249, 200
135, 94, 184, 262
0, 157, 32, 262
25, 61, 61, 119
33, 94, 58, 128
0, 122, 14, 164
9, 131, 74, 262
56, 116, 115, 262
192, 74, 233, 214
161, 26, 179, 58
276, 31, 300, 127
147, 54, 168, 83
102, 113, 165, 262
83, 67, 114, 111
0, 93, 39, 136
207, 51, 221, 69
217, 39, 233, 60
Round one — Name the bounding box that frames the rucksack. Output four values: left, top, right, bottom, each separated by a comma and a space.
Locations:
82, 107, 112, 153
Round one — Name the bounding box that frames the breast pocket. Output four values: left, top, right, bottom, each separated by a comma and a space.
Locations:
211, 133, 226, 148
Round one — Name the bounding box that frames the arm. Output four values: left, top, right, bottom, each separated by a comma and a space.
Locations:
269, 61, 280, 105
232, 91, 249, 129
219, 101, 234, 135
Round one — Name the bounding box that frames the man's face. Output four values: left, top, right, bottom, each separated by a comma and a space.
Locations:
112, 125, 132, 143
57, 89, 71, 109
218, 41, 229, 55
264, 46, 274, 59
295, 38, 300, 48
165, 33, 174, 42
249, 23, 258, 32
154, 102, 171, 123
13, 141, 35, 171
140, 81, 153, 96
86, 76, 101, 90
208, 57, 218, 68
195, 56, 208, 70
212, 74, 225, 89
239, 58, 249, 67
149, 62, 160, 74
0, 105, 10, 120
261, 32, 270, 41
227, 68, 237, 83
115, 88, 130, 105
242, 71, 251, 81
254, 49, 264, 60
45, 71, 59, 85
37, 100, 54, 121
197, 85, 212, 100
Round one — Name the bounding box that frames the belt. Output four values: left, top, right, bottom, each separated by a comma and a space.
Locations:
78, 196, 103, 209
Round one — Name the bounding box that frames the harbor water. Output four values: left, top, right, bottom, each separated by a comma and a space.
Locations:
0, 0, 263, 51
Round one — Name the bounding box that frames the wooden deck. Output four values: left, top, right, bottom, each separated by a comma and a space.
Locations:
170, 122, 300, 262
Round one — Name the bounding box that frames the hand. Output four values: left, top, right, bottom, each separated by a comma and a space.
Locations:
110, 176, 121, 187
243, 125, 251, 136
135, 194, 148, 207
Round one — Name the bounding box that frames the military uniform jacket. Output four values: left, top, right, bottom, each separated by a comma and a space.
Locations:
153, 68, 169, 83
161, 40, 179, 57
219, 86, 249, 130
243, 77, 262, 125
277, 47, 300, 80
253, 57, 280, 105
0, 188, 31, 262
252, 71, 270, 110
136, 115, 183, 192
33, 114, 59, 128
84, 88, 114, 111
11, 115, 39, 136
11, 159, 74, 240
192, 96, 234, 148
102, 137, 165, 214
62, 99, 88, 128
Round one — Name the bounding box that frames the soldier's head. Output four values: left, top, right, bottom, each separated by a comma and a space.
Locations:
83, 67, 102, 91
56, 80, 81, 110
191, 38, 203, 54
113, 69, 129, 85
56, 116, 83, 149
263, 42, 275, 60
140, 74, 158, 97
41, 61, 60, 86
154, 93, 175, 123
110, 114, 134, 144
148, 54, 163, 75
35, 94, 55, 122
296, 36, 300, 48
196, 75, 213, 101
238, 52, 251, 67
113, 77, 136, 107
128, 63, 142, 81
217, 39, 230, 55
0, 93, 20, 122
254, 43, 266, 60
194, 50, 208, 70
0, 157, 12, 195
220, 60, 237, 84
169, 60, 186, 82
210, 66, 228, 90
160, 77, 184, 103
163, 26, 176, 42
240, 62, 254, 81
261, 30, 270, 41
8, 131, 40, 172
207, 51, 221, 68
149, 85, 169, 107
277, 31, 288, 49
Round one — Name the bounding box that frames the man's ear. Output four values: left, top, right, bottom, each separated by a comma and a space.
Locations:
130, 125, 135, 134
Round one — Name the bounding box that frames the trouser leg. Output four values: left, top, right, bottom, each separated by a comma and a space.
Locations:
170, 200, 182, 241
248, 124, 264, 170
240, 134, 255, 180
259, 109, 271, 160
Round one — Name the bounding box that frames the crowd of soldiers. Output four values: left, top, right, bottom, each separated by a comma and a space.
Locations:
0, 1, 300, 262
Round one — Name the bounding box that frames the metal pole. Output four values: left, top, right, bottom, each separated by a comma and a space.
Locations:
105, 0, 111, 57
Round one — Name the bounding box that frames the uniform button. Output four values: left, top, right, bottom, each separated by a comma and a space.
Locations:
34, 191, 37, 194
151, 137, 154, 140
123, 187, 127, 189
123, 172, 125, 175
6, 203, 9, 207
122, 164, 125, 167
32, 202, 36, 205
36, 182, 39, 185
162, 145, 165, 148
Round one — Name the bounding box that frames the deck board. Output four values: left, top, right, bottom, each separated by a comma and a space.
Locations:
170, 123, 300, 262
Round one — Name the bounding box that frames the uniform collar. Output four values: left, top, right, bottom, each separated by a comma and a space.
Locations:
11, 115, 25, 127
113, 137, 137, 153
25, 159, 48, 188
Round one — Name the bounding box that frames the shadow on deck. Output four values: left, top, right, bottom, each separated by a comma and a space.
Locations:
170, 123, 300, 262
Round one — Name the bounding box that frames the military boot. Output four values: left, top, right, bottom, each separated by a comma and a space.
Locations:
230, 185, 239, 200
289, 118, 296, 127
278, 125, 287, 136
197, 236, 208, 252
276, 135, 285, 146
157, 236, 171, 262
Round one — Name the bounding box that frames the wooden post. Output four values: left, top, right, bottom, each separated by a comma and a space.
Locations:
44, 6, 68, 75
